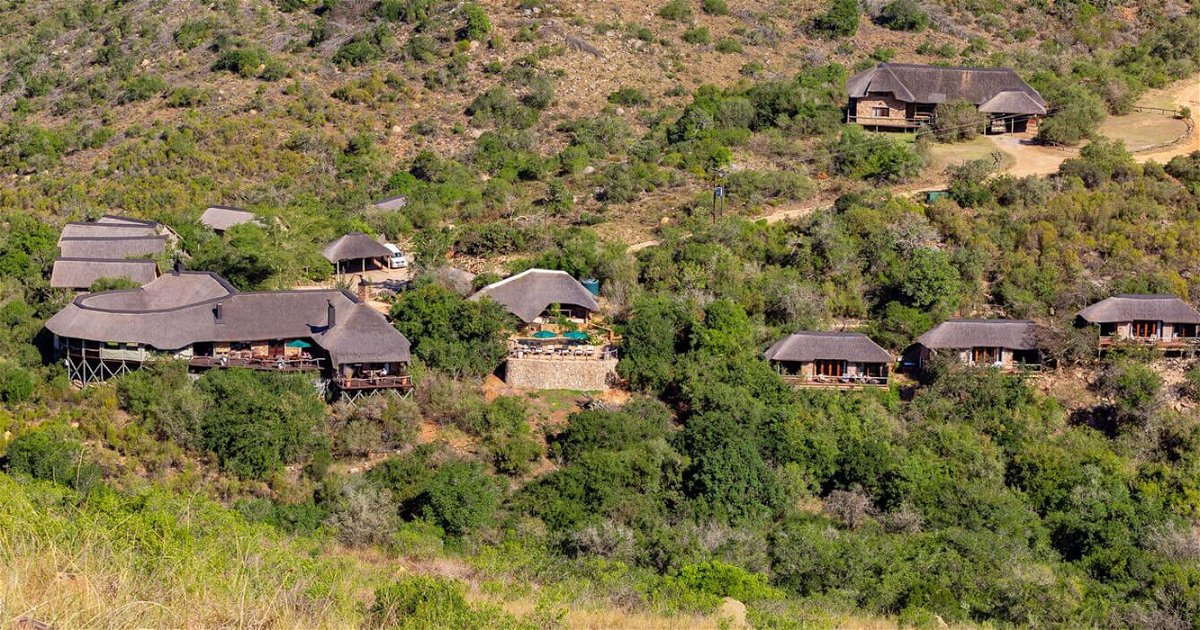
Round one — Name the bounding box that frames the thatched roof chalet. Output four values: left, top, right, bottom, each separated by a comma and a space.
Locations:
914, 319, 1040, 351
468, 269, 599, 323
50, 258, 159, 289
323, 232, 393, 264
847, 63, 1047, 115
199, 206, 261, 232
46, 271, 410, 365
1077, 295, 1200, 324
58, 235, 166, 259
764, 332, 892, 364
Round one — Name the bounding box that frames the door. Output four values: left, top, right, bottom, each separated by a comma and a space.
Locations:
1131, 321, 1158, 339
815, 359, 845, 378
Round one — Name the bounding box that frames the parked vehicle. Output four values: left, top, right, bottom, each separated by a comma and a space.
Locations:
383, 243, 408, 269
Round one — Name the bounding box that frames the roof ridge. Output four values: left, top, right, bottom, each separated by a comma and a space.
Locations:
477, 267, 570, 292
54, 257, 159, 264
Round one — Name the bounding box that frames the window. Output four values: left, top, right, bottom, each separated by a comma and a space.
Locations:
871, 106, 890, 118
815, 359, 845, 377
1131, 321, 1158, 338
971, 347, 999, 365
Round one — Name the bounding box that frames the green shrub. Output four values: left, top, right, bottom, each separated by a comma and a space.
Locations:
369, 576, 520, 629
120, 74, 167, 103
458, 3, 493, 41
876, 0, 928, 31
166, 86, 212, 108
608, 87, 651, 107
671, 560, 785, 601
4, 423, 99, 491
196, 370, 325, 479
418, 460, 503, 535
701, 0, 729, 15
658, 0, 692, 22
714, 37, 743, 53
813, 0, 859, 37
1037, 88, 1105, 146
0, 364, 34, 403
682, 27, 711, 44
931, 100, 986, 142
390, 282, 512, 378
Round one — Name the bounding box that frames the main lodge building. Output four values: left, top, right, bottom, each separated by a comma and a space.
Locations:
46, 269, 412, 394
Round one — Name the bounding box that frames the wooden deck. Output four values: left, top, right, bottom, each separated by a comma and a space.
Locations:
188, 355, 323, 371
331, 375, 412, 390
782, 376, 889, 390
1098, 336, 1200, 350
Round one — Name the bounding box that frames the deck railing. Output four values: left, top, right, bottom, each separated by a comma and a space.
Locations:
331, 375, 413, 390
188, 355, 323, 371
1098, 335, 1200, 348
508, 341, 618, 361
782, 374, 890, 389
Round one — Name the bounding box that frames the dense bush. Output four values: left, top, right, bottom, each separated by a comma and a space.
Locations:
876, 0, 928, 31
3, 423, 99, 491
390, 281, 512, 378
196, 370, 325, 479
931, 100, 985, 142
812, 0, 859, 38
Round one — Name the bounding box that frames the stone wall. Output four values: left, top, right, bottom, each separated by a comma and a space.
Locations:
504, 357, 619, 391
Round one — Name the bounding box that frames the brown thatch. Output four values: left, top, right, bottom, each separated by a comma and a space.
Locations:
1077, 294, 1200, 324
915, 319, 1039, 350
45, 271, 410, 365
58, 236, 166, 259
764, 332, 892, 364
847, 63, 1046, 114
50, 258, 159, 289
323, 232, 393, 264
199, 206, 260, 232
59, 222, 159, 243
468, 268, 600, 323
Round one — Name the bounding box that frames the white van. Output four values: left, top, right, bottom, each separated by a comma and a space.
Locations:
384, 243, 408, 269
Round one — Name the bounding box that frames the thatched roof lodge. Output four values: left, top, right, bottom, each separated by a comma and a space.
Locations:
199, 206, 260, 233
57, 235, 166, 260
46, 270, 411, 391
910, 319, 1042, 372
469, 268, 600, 324
847, 63, 1046, 133
59, 218, 160, 242
764, 331, 892, 388
1077, 294, 1200, 350
323, 232, 394, 272
50, 258, 159, 290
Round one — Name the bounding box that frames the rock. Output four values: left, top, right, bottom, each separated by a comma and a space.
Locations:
718, 598, 748, 628
583, 165, 595, 175
615, 107, 625, 115
391, 125, 403, 134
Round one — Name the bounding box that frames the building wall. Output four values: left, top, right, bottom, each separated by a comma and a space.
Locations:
505, 357, 619, 391
854, 94, 911, 126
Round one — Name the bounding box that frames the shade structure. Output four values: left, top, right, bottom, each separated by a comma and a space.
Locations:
286, 339, 313, 348
563, 331, 589, 341
532, 330, 557, 339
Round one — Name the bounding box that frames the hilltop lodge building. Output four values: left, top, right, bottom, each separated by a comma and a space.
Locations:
846, 63, 1047, 134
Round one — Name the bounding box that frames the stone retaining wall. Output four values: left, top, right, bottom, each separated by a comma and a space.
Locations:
505, 357, 619, 391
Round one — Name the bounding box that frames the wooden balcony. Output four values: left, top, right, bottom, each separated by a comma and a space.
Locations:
188, 355, 323, 372
1098, 335, 1200, 349
331, 375, 413, 390
508, 340, 618, 361
783, 375, 890, 390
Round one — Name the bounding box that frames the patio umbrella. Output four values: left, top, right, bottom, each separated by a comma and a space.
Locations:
563, 331, 589, 341
286, 339, 313, 348
532, 330, 557, 339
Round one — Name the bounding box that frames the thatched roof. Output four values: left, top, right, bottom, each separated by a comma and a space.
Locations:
1077, 294, 1200, 324
323, 232, 393, 264
46, 271, 410, 364
50, 258, 159, 289
915, 319, 1039, 350
59, 221, 159, 243
847, 63, 1047, 114
58, 236, 166, 259
764, 332, 893, 364
95, 215, 158, 227
199, 206, 260, 232
370, 194, 409, 211
468, 269, 599, 323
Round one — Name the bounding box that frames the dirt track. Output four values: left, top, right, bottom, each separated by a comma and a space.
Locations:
626, 73, 1200, 252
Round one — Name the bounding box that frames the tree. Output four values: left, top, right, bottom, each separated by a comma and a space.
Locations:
876, 0, 928, 31
1037, 87, 1105, 146
417, 460, 503, 536
833, 125, 924, 183
390, 281, 512, 378
197, 370, 325, 479
3, 423, 100, 491
896, 248, 959, 310
617, 296, 696, 393
946, 158, 996, 207
682, 412, 782, 521
813, 0, 860, 37
931, 101, 985, 142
